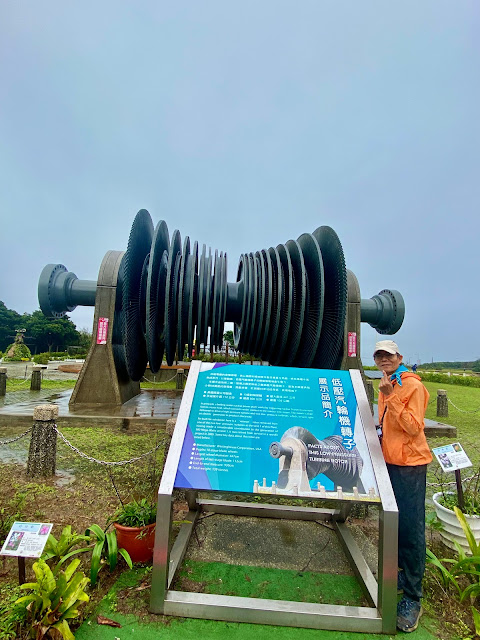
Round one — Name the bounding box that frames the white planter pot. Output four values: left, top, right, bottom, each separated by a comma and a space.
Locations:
433, 492, 480, 554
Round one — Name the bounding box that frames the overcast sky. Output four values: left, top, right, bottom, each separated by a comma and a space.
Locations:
1, 2, 478, 365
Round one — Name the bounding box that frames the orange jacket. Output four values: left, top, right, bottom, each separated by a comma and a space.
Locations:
378, 372, 432, 466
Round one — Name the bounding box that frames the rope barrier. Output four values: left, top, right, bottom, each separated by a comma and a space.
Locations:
447, 398, 480, 414
0, 426, 33, 445
427, 472, 478, 488
141, 373, 178, 385
54, 425, 164, 466
6, 376, 32, 388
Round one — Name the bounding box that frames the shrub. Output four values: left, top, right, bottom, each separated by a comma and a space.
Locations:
418, 372, 480, 388
33, 353, 49, 365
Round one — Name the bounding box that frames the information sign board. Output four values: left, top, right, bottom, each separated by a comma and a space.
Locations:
174, 364, 379, 501
0, 522, 53, 558
96, 317, 109, 344
433, 442, 472, 473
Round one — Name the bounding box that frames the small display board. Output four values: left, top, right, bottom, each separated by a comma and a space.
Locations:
432, 442, 472, 473
174, 363, 379, 501
0, 522, 52, 558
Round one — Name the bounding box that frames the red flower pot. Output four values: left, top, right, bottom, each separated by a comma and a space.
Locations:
113, 522, 156, 563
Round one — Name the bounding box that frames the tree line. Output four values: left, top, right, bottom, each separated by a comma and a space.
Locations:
0, 301, 91, 354
418, 360, 480, 372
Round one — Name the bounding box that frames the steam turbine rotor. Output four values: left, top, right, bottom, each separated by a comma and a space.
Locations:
38, 210, 405, 380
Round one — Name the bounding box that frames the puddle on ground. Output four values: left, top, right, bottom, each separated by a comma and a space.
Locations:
0, 447, 27, 465
0, 444, 76, 487
0, 389, 181, 419
54, 468, 76, 488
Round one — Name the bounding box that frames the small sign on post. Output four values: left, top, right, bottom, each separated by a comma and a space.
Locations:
432, 443, 472, 513
432, 442, 472, 473
1, 521, 53, 584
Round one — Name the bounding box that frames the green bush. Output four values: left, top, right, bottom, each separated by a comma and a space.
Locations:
47, 352, 69, 360
32, 352, 73, 364
419, 372, 480, 388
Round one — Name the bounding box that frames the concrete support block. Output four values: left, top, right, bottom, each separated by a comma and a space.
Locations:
437, 389, 448, 417
0, 367, 6, 397
30, 366, 42, 391
176, 369, 185, 390
27, 404, 59, 477
166, 418, 177, 436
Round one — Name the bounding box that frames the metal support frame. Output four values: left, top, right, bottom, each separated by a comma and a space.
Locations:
150, 362, 398, 634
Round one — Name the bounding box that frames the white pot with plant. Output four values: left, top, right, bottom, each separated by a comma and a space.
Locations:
433, 486, 480, 554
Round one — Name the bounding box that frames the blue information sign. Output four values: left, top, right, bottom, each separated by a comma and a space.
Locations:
174, 364, 378, 500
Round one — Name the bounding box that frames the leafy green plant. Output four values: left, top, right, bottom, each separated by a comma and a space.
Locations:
32, 353, 49, 365
427, 506, 480, 633
0, 583, 24, 640
112, 498, 157, 528
85, 524, 132, 586
42, 525, 92, 573
15, 558, 89, 640
436, 479, 480, 517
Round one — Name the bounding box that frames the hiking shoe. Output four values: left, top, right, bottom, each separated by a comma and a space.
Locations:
397, 597, 422, 632
397, 570, 406, 594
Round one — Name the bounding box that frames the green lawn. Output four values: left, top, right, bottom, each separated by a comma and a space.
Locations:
5, 377, 178, 391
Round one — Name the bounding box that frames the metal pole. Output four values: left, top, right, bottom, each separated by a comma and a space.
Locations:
455, 469, 465, 512
18, 557, 26, 585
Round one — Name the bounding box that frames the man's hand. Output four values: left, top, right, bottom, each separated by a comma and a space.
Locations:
379, 371, 394, 397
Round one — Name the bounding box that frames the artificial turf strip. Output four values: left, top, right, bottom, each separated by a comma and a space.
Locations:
176, 559, 365, 605
75, 564, 440, 640
76, 614, 440, 640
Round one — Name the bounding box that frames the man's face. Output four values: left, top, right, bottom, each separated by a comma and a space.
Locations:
374, 350, 403, 375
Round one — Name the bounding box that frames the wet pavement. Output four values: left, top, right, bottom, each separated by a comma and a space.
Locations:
0, 388, 182, 421
0, 359, 84, 381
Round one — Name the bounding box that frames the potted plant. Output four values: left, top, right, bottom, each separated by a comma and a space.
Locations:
112, 498, 157, 563
433, 472, 480, 553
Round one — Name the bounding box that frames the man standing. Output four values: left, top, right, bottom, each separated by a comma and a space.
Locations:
374, 339, 432, 633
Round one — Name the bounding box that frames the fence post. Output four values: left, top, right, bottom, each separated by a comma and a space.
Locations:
27, 404, 58, 477
30, 366, 42, 391
365, 380, 374, 414
176, 368, 185, 390
437, 389, 448, 417
0, 367, 6, 397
